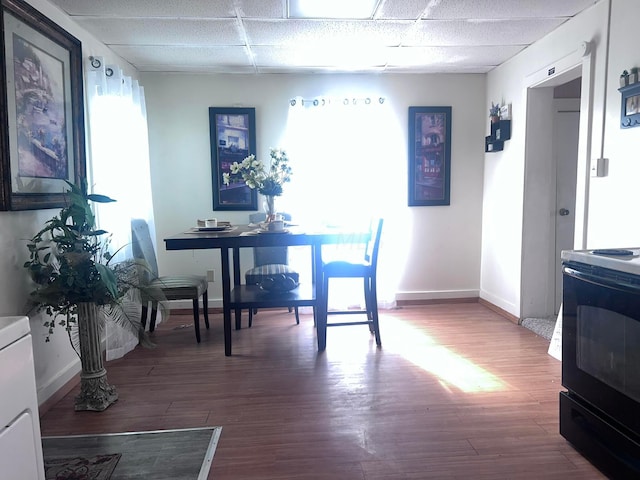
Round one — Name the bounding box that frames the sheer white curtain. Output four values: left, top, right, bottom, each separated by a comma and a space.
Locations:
85, 57, 155, 360
280, 97, 404, 308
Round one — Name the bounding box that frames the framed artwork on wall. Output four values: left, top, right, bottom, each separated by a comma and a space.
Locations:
209, 107, 258, 211
0, 0, 86, 210
408, 106, 452, 206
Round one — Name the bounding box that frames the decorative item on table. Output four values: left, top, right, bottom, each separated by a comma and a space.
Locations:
23, 181, 161, 411
222, 147, 292, 223
489, 102, 501, 123
259, 274, 299, 293
267, 219, 285, 232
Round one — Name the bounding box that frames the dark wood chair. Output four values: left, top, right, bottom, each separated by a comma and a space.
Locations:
245, 213, 300, 327
131, 218, 209, 342
320, 218, 384, 346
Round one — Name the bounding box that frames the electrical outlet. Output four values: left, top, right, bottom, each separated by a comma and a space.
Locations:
207, 270, 215, 282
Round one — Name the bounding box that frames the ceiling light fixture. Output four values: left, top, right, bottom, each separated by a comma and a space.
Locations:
287, 0, 378, 19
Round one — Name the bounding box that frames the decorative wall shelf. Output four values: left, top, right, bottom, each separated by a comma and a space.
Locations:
618, 82, 640, 129
485, 119, 511, 153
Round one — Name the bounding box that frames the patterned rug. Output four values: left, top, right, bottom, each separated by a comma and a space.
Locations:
42, 427, 222, 480
521, 317, 555, 341
45, 453, 121, 480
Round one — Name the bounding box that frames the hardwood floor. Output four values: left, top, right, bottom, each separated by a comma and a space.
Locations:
39, 303, 606, 479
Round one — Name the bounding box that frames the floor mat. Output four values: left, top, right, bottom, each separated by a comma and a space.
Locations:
42, 427, 222, 480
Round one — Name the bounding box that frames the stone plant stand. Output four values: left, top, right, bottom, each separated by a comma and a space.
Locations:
74, 302, 118, 411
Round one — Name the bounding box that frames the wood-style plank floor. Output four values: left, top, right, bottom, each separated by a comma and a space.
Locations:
39, 303, 606, 479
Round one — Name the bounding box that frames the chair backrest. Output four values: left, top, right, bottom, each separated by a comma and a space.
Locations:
365, 218, 384, 269
131, 218, 159, 281
248, 213, 293, 266
254, 246, 289, 266
249, 212, 292, 224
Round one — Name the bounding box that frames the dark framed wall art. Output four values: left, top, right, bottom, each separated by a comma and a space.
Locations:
408, 106, 452, 206
209, 107, 257, 211
0, 0, 86, 210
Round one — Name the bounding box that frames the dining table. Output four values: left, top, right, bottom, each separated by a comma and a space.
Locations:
164, 224, 366, 356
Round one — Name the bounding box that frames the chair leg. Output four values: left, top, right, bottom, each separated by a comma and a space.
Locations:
370, 276, 381, 346
364, 277, 373, 320
141, 302, 148, 329
294, 306, 300, 324
150, 301, 159, 332
322, 274, 330, 342
248, 308, 253, 327
192, 298, 201, 343
364, 277, 375, 332
235, 309, 242, 330
203, 291, 210, 329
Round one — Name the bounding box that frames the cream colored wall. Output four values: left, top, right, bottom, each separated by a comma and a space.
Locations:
141, 73, 487, 306
481, 0, 610, 317
591, 0, 640, 246
0, 0, 139, 404
7, 0, 633, 405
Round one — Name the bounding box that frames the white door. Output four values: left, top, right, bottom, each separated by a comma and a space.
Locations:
554, 99, 580, 313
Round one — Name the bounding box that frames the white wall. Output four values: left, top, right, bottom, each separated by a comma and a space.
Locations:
591, 0, 640, 246
481, 0, 610, 317
10, 0, 636, 405
0, 0, 139, 404
141, 73, 487, 305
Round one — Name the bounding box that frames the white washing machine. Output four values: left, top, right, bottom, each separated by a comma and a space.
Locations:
0, 316, 45, 479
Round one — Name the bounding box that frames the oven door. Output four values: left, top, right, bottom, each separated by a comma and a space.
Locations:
563, 262, 640, 436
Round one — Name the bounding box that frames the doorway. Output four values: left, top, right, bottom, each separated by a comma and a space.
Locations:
521, 63, 589, 323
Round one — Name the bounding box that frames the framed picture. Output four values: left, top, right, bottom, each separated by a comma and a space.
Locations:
209, 107, 258, 211
408, 106, 452, 206
0, 0, 86, 210
619, 82, 640, 129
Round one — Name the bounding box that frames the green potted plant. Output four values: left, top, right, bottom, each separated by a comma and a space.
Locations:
621, 69, 630, 87
489, 102, 501, 123
24, 180, 159, 411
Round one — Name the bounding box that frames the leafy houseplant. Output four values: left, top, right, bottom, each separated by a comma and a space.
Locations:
489, 102, 501, 123
24, 180, 155, 411
223, 147, 292, 221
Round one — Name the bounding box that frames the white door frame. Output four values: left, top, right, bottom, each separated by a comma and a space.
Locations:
520, 43, 594, 320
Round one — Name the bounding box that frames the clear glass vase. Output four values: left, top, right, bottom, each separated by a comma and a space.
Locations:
263, 195, 277, 223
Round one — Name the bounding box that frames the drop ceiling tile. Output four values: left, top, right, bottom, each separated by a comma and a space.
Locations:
385, 65, 492, 74
386, 45, 523, 68
48, 0, 286, 18
244, 19, 413, 46
405, 18, 565, 46
139, 65, 258, 74
109, 45, 253, 68
44, 0, 600, 74
375, 0, 436, 20
421, 0, 599, 19
74, 18, 243, 45
251, 45, 388, 69
48, 0, 236, 17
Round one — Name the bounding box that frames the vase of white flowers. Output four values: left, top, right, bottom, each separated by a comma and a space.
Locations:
223, 148, 292, 222
263, 194, 277, 222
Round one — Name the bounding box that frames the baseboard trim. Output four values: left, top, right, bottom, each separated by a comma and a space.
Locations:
478, 298, 519, 324
396, 297, 478, 306
39, 371, 80, 417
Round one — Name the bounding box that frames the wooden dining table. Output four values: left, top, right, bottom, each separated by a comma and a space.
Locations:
164, 224, 364, 356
